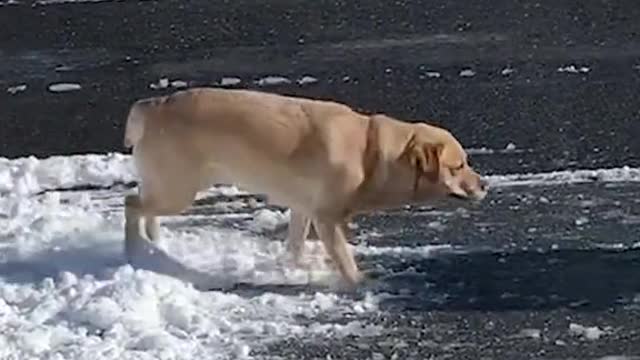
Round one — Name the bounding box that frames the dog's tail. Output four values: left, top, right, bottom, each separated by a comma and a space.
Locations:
123, 100, 149, 149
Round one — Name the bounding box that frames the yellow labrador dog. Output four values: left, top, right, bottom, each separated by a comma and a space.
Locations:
123, 87, 488, 287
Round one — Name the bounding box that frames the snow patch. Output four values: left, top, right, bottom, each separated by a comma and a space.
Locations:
0, 153, 135, 196
297, 76, 319, 85
149, 78, 169, 90
512, 328, 542, 339
558, 65, 590, 74
487, 166, 640, 188
255, 76, 291, 86
425, 71, 441, 78
170, 80, 188, 89
568, 323, 606, 340
37, 0, 109, 3
48, 83, 82, 93
501, 67, 515, 76
459, 69, 475, 77
219, 77, 242, 86
355, 244, 452, 257
7, 84, 27, 95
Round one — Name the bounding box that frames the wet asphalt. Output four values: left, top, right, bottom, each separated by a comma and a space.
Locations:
2, 0, 640, 358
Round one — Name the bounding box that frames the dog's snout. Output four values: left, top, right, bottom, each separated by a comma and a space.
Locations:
479, 178, 489, 191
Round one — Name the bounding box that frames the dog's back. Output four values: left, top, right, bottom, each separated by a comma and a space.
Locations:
123, 87, 370, 211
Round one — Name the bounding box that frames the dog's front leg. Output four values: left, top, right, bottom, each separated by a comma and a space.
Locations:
314, 219, 362, 286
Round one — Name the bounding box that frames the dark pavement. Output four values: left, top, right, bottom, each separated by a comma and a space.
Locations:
1, 0, 640, 359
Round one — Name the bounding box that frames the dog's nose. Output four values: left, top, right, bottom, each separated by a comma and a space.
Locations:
479, 178, 489, 191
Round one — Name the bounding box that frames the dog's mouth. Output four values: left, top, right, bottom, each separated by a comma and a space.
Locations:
448, 192, 467, 201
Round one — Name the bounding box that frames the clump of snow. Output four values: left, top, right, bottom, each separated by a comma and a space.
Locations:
219, 77, 242, 86
48, 83, 82, 93
255, 76, 291, 86
297, 76, 319, 85
459, 69, 475, 77
149, 78, 169, 90
558, 65, 590, 74
514, 328, 542, 339
170, 80, 188, 89
569, 323, 606, 340
574, 216, 589, 226
248, 209, 290, 232
7, 84, 27, 95
501, 67, 515, 75
425, 71, 441, 78
504, 142, 517, 151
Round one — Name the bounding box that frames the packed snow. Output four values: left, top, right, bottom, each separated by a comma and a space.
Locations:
0, 154, 383, 359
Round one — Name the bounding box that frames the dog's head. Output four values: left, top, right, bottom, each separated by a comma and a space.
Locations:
404, 123, 488, 202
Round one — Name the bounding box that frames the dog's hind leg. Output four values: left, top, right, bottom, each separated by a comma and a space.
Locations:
124, 182, 197, 262
124, 193, 148, 260
144, 215, 160, 241
285, 210, 311, 265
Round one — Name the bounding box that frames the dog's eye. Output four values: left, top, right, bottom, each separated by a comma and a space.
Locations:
454, 163, 465, 170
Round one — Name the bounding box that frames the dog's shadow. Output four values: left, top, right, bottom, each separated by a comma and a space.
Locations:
2, 231, 639, 313
0, 230, 232, 289
360, 247, 640, 312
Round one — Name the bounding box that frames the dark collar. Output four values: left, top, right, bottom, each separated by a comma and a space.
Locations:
356, 115, 380, 199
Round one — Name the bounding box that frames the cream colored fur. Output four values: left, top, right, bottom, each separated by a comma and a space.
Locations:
123, 87, 488, 287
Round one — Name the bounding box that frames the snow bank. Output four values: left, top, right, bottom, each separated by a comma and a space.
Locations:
0, 153, 135, 196
2, 153, 638, 198
0, 189, 381, 359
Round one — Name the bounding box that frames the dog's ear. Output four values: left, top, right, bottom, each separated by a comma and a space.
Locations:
407, 137, 442, 182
